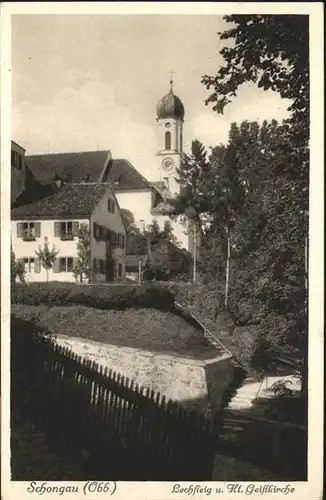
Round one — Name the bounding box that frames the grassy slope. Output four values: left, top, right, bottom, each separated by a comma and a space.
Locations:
11, 304, 218, 359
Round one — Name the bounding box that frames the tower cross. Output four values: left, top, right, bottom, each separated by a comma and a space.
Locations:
169, 69, 175, 91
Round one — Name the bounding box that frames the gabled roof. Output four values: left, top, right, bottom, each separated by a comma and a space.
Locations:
11, 183, 109, 219
105, 159, 155, 191
25, 151, 158, 195
26, 150, 111, 185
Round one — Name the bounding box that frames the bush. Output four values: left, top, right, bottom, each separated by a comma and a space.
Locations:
11, 282, 175, 312
11, 305, 217, 359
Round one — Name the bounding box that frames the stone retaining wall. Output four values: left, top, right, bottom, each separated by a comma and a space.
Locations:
56, 335, 234, 418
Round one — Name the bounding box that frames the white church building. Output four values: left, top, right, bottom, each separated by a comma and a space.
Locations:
11, 80, 190, 250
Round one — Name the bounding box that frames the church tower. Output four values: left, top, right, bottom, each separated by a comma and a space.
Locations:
156, 79, 185, 196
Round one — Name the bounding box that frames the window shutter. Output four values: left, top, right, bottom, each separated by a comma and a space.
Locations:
112, 201, 115, 213
72, 221, 79, 236
17, 222, 24, 238
54, 222, 61, 237
122, 235, 125, 249
34, 258, 41, 273
53, 258, 60, 273
35, 222, 41, 238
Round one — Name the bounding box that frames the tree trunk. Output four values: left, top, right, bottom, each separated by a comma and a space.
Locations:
193, 221, 197, 283
46, 268, 49, 282
224, 227, 231, 308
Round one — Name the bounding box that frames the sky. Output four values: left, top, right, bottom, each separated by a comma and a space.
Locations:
12, 14, 292, 181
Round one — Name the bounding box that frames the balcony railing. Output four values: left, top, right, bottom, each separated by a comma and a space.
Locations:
60, 233, 74, 241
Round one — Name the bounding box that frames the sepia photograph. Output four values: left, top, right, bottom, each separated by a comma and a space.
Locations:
1, 2, 323, 497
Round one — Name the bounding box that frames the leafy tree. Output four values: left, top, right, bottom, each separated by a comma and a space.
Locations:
73, 224, 91, 283
120, 209, 148, 255
201, 15, 309, 396
171, 139, 216, 246
35, 237, 59, 282
11, 248, 26, 283
202, 15, 308, 124
120, 208, 139, 235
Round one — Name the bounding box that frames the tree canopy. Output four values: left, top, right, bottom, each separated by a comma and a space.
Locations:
202, 15, 309, 124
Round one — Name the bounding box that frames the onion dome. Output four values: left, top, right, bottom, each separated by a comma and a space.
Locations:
157, 80, 185, 120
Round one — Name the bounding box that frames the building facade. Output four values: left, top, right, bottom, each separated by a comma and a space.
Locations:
11, 81, 191, 254
11, 183, 126, 283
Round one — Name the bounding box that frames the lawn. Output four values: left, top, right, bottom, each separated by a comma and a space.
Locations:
11, 304, 219, 359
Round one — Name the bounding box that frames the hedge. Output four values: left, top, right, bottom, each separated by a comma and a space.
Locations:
11, 282, 175, 312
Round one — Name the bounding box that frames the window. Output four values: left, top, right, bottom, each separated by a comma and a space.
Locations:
163, 177, 170, 189
108, 199, 115, 213
23, 257, 35, 273
23, 222, 35, 240
11, 151, 22, 169
165, 122, 171, 128
54, 221, 79, 240
93, 222, 107, 241
118, 263, 122, 278
165, 131, 171, 150
16, 222, 40, 241
59, 257, 74, 273
61, 221, 72, 235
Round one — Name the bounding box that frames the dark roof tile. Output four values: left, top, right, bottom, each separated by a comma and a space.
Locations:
11, 183, 109, 219
105, 159, 154, 191
26, 151, 111, 184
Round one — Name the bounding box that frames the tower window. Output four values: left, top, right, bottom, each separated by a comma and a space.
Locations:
163, 177, 170, 189
165, 131, 171, 150
165, 122, 171, 128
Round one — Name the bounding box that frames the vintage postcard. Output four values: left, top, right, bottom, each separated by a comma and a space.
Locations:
1, 2, 324, 500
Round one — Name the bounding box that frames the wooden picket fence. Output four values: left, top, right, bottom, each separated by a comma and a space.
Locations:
12, 327, 217, 480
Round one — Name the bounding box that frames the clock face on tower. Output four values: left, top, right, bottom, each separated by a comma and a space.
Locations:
162, 157, 174, 172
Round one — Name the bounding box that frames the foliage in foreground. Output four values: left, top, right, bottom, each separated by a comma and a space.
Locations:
11, 304, 216, 358
11, 282, 175, 312
169, 15, 309, 387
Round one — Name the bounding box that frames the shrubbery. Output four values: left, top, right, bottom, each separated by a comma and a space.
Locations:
11, 282, 175, 312
156, 282, 225, 320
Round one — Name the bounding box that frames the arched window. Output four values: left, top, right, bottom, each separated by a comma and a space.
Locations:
165, 131, 171, 150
